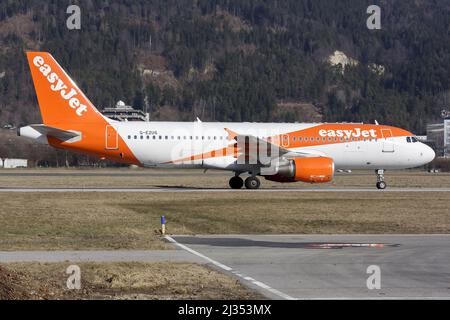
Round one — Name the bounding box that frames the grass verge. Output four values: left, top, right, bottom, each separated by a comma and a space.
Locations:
0, 262, 263, 300
0, 191, 449, 250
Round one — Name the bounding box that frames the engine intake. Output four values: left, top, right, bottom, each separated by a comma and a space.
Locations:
265, 157, 334, 183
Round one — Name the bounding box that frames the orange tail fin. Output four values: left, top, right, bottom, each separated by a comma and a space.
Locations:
25, 52, 140, 165
26, 52, 104, 126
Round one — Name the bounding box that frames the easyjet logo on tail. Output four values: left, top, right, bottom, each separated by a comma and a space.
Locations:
319, 128, 377, 139
32, 56, 87, 116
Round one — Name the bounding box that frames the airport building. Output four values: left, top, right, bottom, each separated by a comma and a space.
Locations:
101, 101, 149, 122
0, 158, 28, 168
426, 117, 450, 157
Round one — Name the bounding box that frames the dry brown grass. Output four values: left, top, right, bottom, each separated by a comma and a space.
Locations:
0, 262, 262, 300
0, 190, 449, 251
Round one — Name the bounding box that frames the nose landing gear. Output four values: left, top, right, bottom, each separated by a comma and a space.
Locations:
376, 169, 386, 189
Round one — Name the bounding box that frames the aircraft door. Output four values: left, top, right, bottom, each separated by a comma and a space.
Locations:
381, 129, 395, 153
105, 125, 119, 150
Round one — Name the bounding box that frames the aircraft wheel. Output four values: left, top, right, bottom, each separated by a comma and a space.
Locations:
376, 181, 386, 190
245, 176, 261, 190
229, 176, 244, 189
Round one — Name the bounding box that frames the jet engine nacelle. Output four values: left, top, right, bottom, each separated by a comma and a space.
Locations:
264, 157, 334, 183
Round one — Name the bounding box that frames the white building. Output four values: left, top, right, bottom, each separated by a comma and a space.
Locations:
101, 101, 149, 122
444, 118, 450, 156
1, 158, 28, 168
426, 117, 450, 157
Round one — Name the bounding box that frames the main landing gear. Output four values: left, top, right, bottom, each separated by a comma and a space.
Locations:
244, 176, 261, 189
376, 169, 387, 190
229, 176, 244, 189
229, 175, 261, 190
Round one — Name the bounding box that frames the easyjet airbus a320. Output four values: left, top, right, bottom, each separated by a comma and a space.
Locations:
19, 52, 435, 189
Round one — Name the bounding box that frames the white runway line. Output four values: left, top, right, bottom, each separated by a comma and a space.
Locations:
164, 235, 295, 300
164, 236, 232, 271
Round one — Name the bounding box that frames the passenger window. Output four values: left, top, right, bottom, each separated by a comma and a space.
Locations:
153, 136, 156, 140
134, 136, 137, 139
159, 136, 162, 140
127, 135, 131, 139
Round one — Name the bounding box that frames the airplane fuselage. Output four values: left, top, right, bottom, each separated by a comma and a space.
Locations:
111, 122, 434, 170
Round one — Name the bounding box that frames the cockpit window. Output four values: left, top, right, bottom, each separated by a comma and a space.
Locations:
406, 137, 411, 143
411, 137, 418, 143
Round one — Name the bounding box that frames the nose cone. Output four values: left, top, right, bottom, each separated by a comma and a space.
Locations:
420, 144, 435, 165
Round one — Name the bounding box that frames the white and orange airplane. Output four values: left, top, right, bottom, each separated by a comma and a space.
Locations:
19, 52, 435, 189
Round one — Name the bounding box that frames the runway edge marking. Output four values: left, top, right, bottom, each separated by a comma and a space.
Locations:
164, 235, 295, 300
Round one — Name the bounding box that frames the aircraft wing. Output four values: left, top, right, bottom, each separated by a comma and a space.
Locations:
225, 128, 323, 165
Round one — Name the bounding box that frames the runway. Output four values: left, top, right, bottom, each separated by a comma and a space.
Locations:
170, 234, 450, 300
0, 250, 201, 263
0, 172, 226, 177
3, 235, 448, 299
1, 187, 450, 192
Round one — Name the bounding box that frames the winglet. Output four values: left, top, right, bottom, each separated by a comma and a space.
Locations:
224, 128, 238, 141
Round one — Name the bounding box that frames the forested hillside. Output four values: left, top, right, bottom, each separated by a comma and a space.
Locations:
1, 0, 450, 134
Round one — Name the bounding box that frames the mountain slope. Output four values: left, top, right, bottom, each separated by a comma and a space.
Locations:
0, 0, 449, 134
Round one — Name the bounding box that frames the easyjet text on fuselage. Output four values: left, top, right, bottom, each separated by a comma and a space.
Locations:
318, 128, 378, 139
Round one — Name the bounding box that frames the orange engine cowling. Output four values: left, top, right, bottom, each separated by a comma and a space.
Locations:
264, 157, 334, 183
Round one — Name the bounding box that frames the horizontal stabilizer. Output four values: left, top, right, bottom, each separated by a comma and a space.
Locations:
30, 124, 79, 140
19, 124, 80, 142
